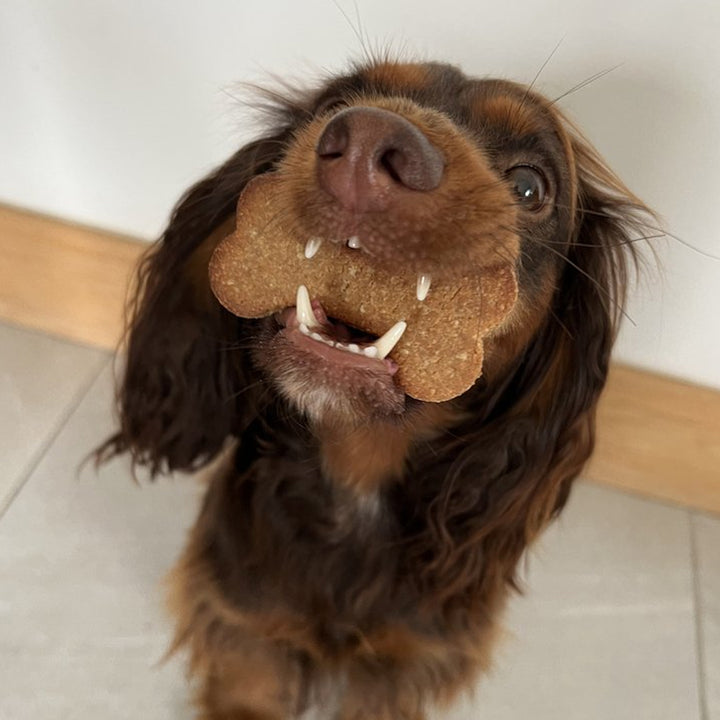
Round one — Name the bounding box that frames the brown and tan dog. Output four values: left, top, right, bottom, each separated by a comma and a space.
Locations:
99, 59, 651, 719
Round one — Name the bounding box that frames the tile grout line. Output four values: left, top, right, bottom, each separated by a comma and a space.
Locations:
0, 317, 110, 354
0, 355, 112, 522
689, 511, 710, 720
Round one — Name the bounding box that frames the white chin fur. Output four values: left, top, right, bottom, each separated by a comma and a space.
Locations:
274, 371, 357, 425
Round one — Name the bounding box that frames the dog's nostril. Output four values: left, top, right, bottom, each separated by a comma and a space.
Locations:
379, 149, 404, 184
316, 119, 349, 159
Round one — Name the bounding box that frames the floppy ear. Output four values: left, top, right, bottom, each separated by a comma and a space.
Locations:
412, 130, 654, 603
498, 129, 653, 520
97, 132, 291, 476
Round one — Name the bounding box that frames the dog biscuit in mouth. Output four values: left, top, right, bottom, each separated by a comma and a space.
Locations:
209, 174, 518, 402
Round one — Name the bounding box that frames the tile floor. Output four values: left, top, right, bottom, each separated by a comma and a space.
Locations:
0, 321, 717, 720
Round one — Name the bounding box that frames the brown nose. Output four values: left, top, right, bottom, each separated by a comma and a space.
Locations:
316, 106, 445, 213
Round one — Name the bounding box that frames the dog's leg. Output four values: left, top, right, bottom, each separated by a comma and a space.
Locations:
335, 668, 427, 720
194, 636, 302, 720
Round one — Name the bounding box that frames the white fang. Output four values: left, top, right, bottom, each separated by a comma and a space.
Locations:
304, 237, 323, 259
416, 273, 432, 301
372, 321, 407, 359
296, 285, 320, 329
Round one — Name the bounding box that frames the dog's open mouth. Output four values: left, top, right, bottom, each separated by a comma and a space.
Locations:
278, 285, 402, 374
261, 284, 407, 419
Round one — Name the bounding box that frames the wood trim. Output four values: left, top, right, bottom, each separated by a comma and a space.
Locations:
0, 204, 145, 349
1, 204, 718, 514
587, 365, 720, 514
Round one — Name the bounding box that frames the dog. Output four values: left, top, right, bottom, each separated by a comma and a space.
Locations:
98, 59, 652, 719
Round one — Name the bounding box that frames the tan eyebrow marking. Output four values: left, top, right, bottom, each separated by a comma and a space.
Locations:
363, 62, 432, 93
472, 94, 549, 138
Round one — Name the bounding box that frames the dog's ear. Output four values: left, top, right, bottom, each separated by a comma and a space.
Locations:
96, 132, 291, 476
504, 129, 653, 518
414, 130, 654, 603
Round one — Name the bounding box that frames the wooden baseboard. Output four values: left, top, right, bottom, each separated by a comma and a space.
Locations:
587, 366, 720, 514
0, 204, 145, 349
1, 203, 718, 514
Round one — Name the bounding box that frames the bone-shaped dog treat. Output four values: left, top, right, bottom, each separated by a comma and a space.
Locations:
209, 174, 518, 402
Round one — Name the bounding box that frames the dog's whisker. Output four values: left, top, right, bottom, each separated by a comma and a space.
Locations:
549, 63, 624, 106
224, 378, 268, 404
538, 232, 665, 249
529, 234, 636, 326
520, 38, 565, 108
550, 310, 575, 341
332, 0, 373, 65
554, 202, 718, 260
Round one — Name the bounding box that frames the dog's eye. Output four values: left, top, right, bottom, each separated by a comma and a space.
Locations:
506, 165, 547, 212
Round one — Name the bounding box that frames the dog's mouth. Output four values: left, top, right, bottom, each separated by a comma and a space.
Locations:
255, 285, 407, 421
210, 173, 519, 407
276, 286, 401, 374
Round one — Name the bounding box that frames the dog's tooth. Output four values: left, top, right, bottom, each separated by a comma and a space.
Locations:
304, 237, 322, 259
299, 323, 310, 335
310, 332, 324, 342
348, 343, 360, 354
363, 346, 379, 358
416, 273, 432, 301
347, 236, 362, 249
296, 285, 320, 329
372, 321, 407, 359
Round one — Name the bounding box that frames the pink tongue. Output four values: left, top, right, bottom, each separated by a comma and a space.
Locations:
285, 306, 399, 375
291, 299, 372, 344
310, 299, 329, 326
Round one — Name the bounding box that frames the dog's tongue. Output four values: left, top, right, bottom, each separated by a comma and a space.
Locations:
209, 174, 518, 402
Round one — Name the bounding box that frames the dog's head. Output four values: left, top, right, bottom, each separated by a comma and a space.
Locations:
100, 61, 651, 477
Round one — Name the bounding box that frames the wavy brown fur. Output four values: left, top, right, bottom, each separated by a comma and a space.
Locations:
98, 60, 653, 719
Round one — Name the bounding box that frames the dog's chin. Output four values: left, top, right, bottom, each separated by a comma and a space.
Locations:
254, 316, 407, 426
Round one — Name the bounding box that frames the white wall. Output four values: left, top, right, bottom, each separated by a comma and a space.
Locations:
1, 0, 719, 389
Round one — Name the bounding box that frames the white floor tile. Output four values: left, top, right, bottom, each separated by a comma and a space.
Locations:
439, 483, 701, 720
0, 350, 706, 719
695, 512, 720, 719
0, 323, 107, 510
0, 363, 200, 720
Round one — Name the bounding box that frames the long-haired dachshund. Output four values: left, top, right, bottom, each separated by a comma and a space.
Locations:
98, 60, 651, 719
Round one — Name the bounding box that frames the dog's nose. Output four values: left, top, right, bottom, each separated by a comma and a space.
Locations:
316, 107, 445, 212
